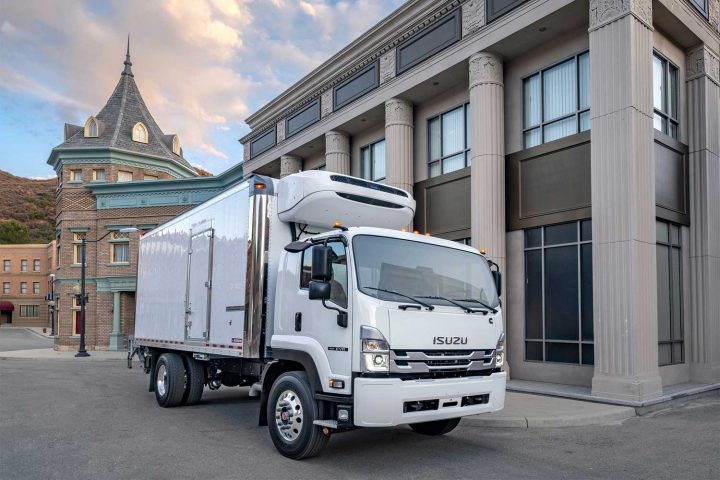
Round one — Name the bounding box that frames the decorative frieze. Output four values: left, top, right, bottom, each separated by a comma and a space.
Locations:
276, 120, 286, 143
321, 90, 333, 118
589, 0, 652, 31
686, 45, 720, 86
462, 0, 485, 36
380, 48, 396, 84
469, 52, 503, 88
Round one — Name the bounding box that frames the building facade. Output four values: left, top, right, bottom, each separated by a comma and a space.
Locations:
239, 0, 720, 402
47, 44, 243, 351
0, 242, 56, 327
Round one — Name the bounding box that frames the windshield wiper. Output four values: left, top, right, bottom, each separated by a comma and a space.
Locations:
451, 298, 498, 314
361, 287, 434, 311
417, 295, 485, 314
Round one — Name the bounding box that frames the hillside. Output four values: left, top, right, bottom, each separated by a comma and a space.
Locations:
0, 170, 56, 243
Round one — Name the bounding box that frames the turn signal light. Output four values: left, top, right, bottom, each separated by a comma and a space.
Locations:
254, 183, 266, 190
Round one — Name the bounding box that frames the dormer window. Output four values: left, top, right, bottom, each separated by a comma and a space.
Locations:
132, 122, 148, 143
172, 135, 180, 155
84, 117, 98, 137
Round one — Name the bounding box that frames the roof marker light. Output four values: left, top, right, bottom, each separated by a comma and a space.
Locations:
400, 228, 408, 232
333, 221, 342, 228
480, 249, 487, 255
425, 233, 431, 237
412, 230, 420, 234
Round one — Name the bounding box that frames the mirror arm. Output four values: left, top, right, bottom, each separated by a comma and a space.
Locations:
320, 299, 348, 328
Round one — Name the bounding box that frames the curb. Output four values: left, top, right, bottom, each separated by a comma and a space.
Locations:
463, 406, 636, 428
25, 328, 54, 340
0, 349, 127, 361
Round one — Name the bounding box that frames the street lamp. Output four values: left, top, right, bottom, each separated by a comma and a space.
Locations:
48, 273, 56, 336
74, 227, 138, 358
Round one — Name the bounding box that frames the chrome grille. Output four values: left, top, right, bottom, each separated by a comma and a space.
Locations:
390, 349, 496, 373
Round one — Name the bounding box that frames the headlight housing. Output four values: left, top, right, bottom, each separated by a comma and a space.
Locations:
495, 332, 505, 367
361, 327, 389, 373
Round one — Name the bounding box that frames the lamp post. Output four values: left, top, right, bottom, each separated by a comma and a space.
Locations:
48, 273, 56, 336
74, 227, 138, 358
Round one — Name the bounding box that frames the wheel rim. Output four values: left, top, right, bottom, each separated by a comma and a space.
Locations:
156, 364, 168, 397
275, 389, 304, 442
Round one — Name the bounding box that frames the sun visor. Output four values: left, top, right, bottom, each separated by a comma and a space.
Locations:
277, 171, 415, 229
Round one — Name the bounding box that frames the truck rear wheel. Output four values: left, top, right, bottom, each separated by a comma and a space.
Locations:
154, 353, 186, 408
267, 371, 329, 459
409, 417, 461, 436
181, 355, 205, 406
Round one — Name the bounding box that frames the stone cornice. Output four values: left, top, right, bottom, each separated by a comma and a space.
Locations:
589, 0, 653, 32
48, 147, 198, 178
686, 44, 720, 85
241, 0, 462, 142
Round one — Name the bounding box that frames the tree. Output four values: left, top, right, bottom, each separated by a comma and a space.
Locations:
0, 220, 30, 244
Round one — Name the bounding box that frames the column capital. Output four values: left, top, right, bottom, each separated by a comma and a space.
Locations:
686, 45, 720, 86
385, 98, 413, 127
589, 0, 652, 32
469, 52, 503, 89
325, 130, 349, 155
280, 155, 302, 178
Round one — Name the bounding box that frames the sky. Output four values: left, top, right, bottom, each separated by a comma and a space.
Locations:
0, 0, 405, 179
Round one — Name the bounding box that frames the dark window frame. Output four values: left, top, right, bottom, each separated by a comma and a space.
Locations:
360, 139, 386, 183
427, 102, 471, 178
656, 220, 684, 366
522, 51, 590, 149
688, 0, 709, 18
653, 51, 680, 139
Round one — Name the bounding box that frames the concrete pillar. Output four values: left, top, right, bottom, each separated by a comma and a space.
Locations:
686, 45, 720, 383
469, 52, 505, 276
280, 155, 302, 178
325, 131, 350, 174
384, 98, 414, 194
109, 291, 122, 351
589, 0, 662, 401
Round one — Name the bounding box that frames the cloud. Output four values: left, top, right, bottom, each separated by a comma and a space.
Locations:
0, 0, 404, 176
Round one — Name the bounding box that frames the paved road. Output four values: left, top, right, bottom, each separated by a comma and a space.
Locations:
0, 328, 52, 352
0, 359, 718, 480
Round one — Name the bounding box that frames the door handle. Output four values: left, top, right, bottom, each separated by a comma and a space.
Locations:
295, 312, 302, 332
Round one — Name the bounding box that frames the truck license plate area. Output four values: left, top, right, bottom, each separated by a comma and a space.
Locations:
403, 394, 490, 413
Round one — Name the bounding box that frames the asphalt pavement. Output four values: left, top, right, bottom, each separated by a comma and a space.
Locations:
0, 358, 718, 480
0, 327, 53, 352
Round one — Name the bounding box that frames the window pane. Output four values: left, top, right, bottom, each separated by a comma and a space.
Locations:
669, 121, 678, 139
544, 246, 579, 340
442, 153, 465, 174
301, 249, 312, 288
578, 52, 590, 110
546, 342, 579, 363
524, 128, 541, 148
372, 140, 386, 181
580, 219, 592, 241
465, 105, 471, 150
658, 343, 671, 366
656, 244, 671, 342
429, 161, 441, 178
579, 111, 590, 132
653, 113, 665, 132
668, 65, 678, 119
428, 117, 441, 161
525, 250, 543, 339
581, 243, 593, 341
525, 228, 542, 248
441, 107, 464, 156
328, 241, 348, 308
582, 343, 594, 365
653, 55, 664, 112
523, 74, 541, 128
543, 59, 576, 121
361, 147, 371, 180
544, 116, 577, 143
545, 222, 577, 245
113, 244, 129, 263
526, 341, 543, 361
670, 224, 680, 246
673, 343, 683, 364
671, 248, 682, 341
656, 220, 669, 243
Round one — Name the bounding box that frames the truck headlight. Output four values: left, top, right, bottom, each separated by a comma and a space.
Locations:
495, 332, 505, 367
361, 328, 389, 373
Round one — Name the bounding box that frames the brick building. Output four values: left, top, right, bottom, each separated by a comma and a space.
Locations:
0, 242, 56, 327
47, 43, 243, 351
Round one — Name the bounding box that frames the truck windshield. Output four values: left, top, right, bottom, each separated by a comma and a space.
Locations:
352, 235, 499, 309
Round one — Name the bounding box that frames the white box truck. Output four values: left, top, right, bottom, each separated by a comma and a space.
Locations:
129, 170, 506, 459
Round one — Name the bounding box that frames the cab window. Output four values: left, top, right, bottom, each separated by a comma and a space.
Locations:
300, 241, 348, 308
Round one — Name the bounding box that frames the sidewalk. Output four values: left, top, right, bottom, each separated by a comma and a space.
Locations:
0, 348, 126, 361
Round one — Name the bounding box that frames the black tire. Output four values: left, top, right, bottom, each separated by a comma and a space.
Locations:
267, 371, 330, 459
181, 355, 205, 406
409, 417, 461, 436
154, 353, 186, 408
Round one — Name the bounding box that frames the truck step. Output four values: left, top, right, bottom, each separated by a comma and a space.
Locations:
312, 420, 338, 429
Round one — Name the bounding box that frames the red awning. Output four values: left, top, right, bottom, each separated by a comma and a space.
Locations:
0, 301, 14, 311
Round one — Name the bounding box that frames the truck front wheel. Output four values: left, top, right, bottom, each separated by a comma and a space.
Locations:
267, 371, 329, 459
154, 353, 186, 408
409, 417, 461, 436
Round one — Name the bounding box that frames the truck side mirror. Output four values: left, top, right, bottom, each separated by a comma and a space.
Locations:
492, 271, 502, 297
311, 246, 333, 282
308, 281, 331, 301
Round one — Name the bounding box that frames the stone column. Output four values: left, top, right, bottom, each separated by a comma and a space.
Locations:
384, 97, 414, 194
325, 131, 350, 174
686, 45, 720, 384
109, 291, 122, 350
469, 52, 505, 277
280, 155, 302, 178
589, 0, 662, 401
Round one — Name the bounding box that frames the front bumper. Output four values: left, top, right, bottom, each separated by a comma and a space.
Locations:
353, 371, 506, 427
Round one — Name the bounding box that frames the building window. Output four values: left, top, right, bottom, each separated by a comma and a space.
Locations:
653, 53, 679, 139
143, 174, 159, 181
172, 135, 181, 155
428, 103, 470, 177
524, 220, 594, 365
84, 116, 98, 137
3, 260, 9, 272
33, 282, 40, 295
70, 169, 83, 182
118, 170, 133, 182
20, 282, 27, 295
110, 231, 130, 264
656, 220, 684, 365
92, 169, 106, 182
19, 305, 39, 317
2, 283, 9, 294
20, 260, 27, 272
360, 139, 386, 183
72, 233, 86, 265
689, 0, 708, 17
299, 241, 348, 308
33, 259, 40, 271
523, 51, 590, 148
132, 122, 148, 143
72, 296, 81, 336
